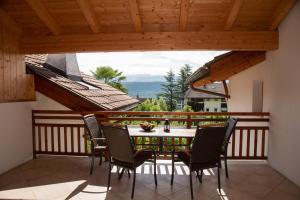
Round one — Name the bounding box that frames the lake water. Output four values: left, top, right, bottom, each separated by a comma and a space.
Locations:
123, 82, 164, 98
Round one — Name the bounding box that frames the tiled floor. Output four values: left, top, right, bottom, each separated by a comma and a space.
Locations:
0, 156, 299, 200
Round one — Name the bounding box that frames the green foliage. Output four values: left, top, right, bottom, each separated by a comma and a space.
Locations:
176, 64, 192, 99
91, 66, 128, 93
159, 70, 177, 111
181, 105, 193, 112
134, 98, 167, 111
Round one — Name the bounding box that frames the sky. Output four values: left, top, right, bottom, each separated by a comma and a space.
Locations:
76, 51, 227, 76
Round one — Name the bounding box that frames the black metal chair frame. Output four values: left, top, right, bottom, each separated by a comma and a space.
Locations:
82, 114, 108, 175
170, 126, 226, 199
221, 117, 238, 178
102, 124, 157, 199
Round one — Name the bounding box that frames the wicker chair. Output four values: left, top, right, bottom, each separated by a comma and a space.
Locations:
170, 126, 226, 199
221, 117, 238, 178
101, 123, 157, 199
82, 114, 108, 175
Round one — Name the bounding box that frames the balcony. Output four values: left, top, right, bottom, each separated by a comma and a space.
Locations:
1, 155, 300, 199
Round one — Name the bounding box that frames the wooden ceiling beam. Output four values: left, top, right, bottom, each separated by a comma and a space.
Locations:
20, 31, 278, 53
0, 8, 23, 35
25, 0, 60, 35
179, 0, 190, 31
128, 0, 142, 32
77, 0, 100, 33
224, 0, 243, 30
269, 0, 296, 30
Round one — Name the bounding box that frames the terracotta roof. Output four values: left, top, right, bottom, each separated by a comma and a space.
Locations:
25, 54, 139, 110
184, 83, 225, 99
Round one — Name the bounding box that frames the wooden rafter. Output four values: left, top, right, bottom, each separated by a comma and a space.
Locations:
25, 0, 60, 35
269, 0, 296, 30
179, 0, 190, 31
128, 0, 142, 32
20, 31, 278, 53
0, 8, 23, 35
224, 0, 243, 30
77, 0, 100, 33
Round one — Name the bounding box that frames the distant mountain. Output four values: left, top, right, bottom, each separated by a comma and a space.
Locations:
124, 74, 165, 82
123, 82, 164, 98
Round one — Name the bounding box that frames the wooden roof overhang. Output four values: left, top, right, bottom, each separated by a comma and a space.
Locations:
186, 51, 266, 98
0, 0, 297, 53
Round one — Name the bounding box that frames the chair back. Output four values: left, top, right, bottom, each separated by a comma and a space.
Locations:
223, 118, 238, 149
101, 124, 135, 164
82, 114, 103, 146
191, 126, 226, 164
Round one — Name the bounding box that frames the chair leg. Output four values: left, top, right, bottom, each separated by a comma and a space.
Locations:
131, 169, 136, 199
127, 169, 131, 178
200, 169, 203, 183
90, 151, 95, 175
118, 168, 125, 180
217, 163, 221, 193
189, 171, 194, 199
107, 162, 112, 192
170, 150, 175, 185
224, 154, 229, 178
153, 152, 157, 186
99, 152, 102, 166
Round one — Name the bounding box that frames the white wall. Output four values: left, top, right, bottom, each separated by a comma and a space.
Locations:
0, 102, 33, 174
31, 92, 69, 110
0, 92, 69, 174
227, 2, 300, 187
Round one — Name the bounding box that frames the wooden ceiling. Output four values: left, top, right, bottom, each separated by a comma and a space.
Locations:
0, 0, 296, 53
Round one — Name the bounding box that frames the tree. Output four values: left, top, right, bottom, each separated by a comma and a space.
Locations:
134, 98, 167, 112
160, 70, 177, 111
91, 66, 128, 93
176, 64, 192, 100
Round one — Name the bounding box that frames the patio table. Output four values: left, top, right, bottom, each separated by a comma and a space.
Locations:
128, 126, 197, 153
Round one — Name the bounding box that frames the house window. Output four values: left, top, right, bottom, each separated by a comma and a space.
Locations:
206, 108, 209, 112
214, 108, 218, 112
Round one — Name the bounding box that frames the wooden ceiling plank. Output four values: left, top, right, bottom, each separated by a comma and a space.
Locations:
224, 0, 243, 30
128, 0, 142, 32
20, 31, 278, 53
269, 0, 296, 30
76, 0, 100, 33
179, 0, 190, 31
25, 0, 60, 35
0, 8, 23, 35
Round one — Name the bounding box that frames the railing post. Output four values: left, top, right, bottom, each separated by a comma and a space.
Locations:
186, 115, 192, 129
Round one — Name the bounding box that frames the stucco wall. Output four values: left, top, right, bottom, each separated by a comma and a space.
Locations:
31, 92, 70, 110
0, 102, 33, 174
227, 2, 300, 186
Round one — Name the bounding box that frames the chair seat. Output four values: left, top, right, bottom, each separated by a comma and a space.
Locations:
177, 150, 219, 171
134, 150, 153, 167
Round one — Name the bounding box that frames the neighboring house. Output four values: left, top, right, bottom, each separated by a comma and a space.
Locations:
25, 54, 139, 111
184, 83, 227, 112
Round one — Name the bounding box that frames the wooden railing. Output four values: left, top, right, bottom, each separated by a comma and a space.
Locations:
32, 110, 269, 160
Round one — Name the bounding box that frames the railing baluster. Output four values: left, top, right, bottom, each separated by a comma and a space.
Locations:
77, 127, 81, 153
45, 126, 48, 152
246, 129, 250, 157
84, 129, 88, 154
239, 129, 243, 157
261, 129, 266, 158
64, 127, 67, 153
51, 126, 54, 152
71, 127, 74, 153
58, 126, 61, 152
38, 125, 41, 152
232, 129, 236, 157
254, 129, 258, 158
